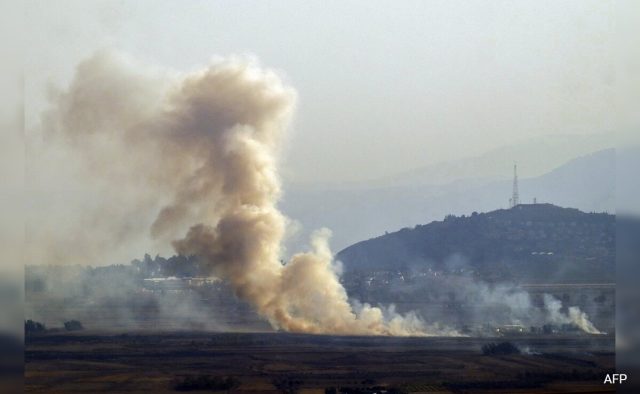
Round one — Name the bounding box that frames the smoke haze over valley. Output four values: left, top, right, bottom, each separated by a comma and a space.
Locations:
14, 3, 638, 391
21, 46, 616, 338
29, 51, 442, 336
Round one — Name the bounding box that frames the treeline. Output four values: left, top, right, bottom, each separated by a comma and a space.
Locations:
130, 253, 202, 278
26, 254, 205, 295
25, 319, 84, 335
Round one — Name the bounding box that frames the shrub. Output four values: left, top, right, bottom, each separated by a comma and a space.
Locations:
24, 320, 46, 335
481, 341, 521, 356
64, 320, 84, 331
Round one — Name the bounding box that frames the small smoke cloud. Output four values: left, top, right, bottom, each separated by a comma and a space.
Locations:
37, 50, 441, 336
543, 294, 602, 334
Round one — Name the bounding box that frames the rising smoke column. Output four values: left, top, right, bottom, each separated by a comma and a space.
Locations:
42, 51, 435, 336
163, 60, 428, 335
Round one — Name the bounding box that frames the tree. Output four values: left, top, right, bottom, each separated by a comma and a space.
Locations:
64, 320, 84, 331
482, 341, 521, 356
25, 320, 46, 335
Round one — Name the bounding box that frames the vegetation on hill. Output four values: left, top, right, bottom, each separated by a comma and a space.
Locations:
337, 204, 614, 283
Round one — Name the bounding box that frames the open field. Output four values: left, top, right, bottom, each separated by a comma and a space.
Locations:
25, 331, 615, 393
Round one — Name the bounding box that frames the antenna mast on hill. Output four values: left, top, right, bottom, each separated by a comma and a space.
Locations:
510, 163, 519, 208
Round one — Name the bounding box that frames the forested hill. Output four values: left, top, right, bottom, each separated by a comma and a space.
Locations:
336, 204, 614, 283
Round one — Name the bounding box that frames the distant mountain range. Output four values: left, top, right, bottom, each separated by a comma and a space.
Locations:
372, 133, 613, 188
336, 204, 615, 284
280, 148, 615, 253
286, 133, 613, 190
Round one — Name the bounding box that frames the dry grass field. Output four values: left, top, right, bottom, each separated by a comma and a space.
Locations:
25, 331, 615, 393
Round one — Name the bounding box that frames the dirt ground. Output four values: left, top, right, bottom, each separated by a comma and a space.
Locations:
25, 331, 615, 393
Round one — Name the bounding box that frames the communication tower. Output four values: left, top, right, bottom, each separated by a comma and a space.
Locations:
510, 164, 519, 208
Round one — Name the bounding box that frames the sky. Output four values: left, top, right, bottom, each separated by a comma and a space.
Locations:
23, 0, 630, 185
4, 0, 636, 267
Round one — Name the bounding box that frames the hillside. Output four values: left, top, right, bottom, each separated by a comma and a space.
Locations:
336, 204, 614, 283
281, 149, 615, 253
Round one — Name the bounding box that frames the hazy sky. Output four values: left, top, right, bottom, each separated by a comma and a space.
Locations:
25, 0, 626, 184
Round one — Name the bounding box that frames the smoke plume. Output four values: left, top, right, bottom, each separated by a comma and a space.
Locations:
543, 294, 602, 334
388, 257, 604, 335
40, 51, 436, 336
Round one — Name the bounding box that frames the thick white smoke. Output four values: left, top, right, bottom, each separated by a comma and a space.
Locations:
40, 51, 445, 336
466, 282, 603, 334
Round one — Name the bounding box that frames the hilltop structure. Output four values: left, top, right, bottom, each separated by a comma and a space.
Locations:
509, 164, 520, 208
